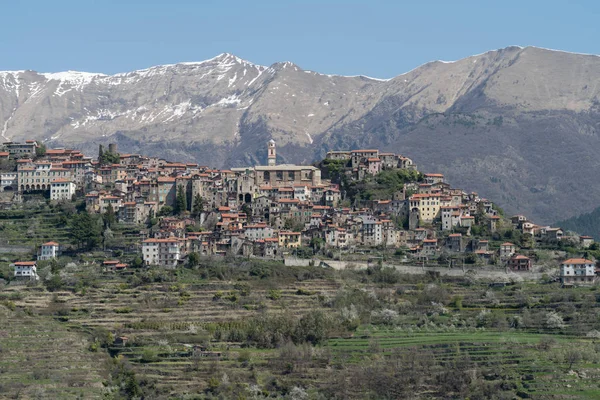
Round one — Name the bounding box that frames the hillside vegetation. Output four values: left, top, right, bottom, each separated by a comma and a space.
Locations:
3, 257, 600, 399
557, 206, 600, 241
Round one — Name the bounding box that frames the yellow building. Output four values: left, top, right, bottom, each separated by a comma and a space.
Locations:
278, 231, 302, 248
409, 193, 442, 223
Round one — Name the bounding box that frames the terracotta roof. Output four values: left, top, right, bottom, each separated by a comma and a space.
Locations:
157, 177, 176, 183
143, 238, 180, 243
42, 241, 59, 246
562, 258, 594, 265
14, 261, 36, 266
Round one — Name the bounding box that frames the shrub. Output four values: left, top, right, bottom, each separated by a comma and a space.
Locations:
296, 288, 315, 296
140, 348, 159, 363
267, 289, 282, 300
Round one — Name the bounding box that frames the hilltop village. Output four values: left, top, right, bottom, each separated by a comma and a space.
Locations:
0, 139, 596, 285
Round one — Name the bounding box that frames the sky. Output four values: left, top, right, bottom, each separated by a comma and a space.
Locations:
0, 0, 598, 78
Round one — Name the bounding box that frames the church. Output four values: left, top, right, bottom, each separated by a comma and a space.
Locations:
231, 140, 323, 189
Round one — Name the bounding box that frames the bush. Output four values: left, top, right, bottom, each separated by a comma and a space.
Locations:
237, 349, 251, 364
294, 311, 331, 345
140, 348, 159, 363
267, 289, 282, 300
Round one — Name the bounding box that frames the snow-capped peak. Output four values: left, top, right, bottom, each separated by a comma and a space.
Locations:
41, 71, 106, 83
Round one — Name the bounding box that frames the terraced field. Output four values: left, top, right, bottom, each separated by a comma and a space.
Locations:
0, 305, 108, 399
3, 260, 600, 399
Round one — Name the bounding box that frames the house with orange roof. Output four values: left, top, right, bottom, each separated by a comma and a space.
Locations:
560, 258, 596, 285
11, 261, 38, 280
500, 242, 517, 259
366, 157, 382, 175
409, 193, 442, 224
278, 231, 301, 249
350, 149, 379, 168
38, 242, 60, 260
508, 254, 532, 271
424, 173, 444, 185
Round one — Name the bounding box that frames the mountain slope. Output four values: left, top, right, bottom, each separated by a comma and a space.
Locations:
557, 206, 600, 240
1, 47, 599, 223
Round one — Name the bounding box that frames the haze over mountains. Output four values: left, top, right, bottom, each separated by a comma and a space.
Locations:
1, 46, 599, 224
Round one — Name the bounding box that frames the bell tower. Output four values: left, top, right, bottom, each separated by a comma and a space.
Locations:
267, 139, 276, 166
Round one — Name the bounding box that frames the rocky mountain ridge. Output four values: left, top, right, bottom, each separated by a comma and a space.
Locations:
1, 46, 599, 223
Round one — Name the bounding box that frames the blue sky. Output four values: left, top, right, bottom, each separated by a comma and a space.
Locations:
1, 0, 598, 78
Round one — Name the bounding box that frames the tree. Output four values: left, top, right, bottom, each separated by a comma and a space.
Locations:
188, 252, 200, 268
544, 311, 566, 329
175, 185, 187, 215
103, 227, 115, 251
310, 237, 325, 253
103, 203, 116, 228
35, 143, 46, 158
131, 256, 143, 268
293, 310, 330, 345
192, 193, 204, 218
70, 212, 102, 250
284, 217, 304, 232
157, 206, 173, 217
565, 349, 582, 370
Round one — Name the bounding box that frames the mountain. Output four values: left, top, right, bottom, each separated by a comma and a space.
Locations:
1, 47, 600, 223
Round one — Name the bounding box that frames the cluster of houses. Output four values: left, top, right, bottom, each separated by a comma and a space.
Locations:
2, 139, 597, 286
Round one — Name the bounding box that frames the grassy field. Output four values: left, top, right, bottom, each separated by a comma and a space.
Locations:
2, 258, 600, 399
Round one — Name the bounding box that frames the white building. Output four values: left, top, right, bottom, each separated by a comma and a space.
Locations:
360, 216, 383, 246
12, 261, 38, 280
142, 238, 181, 268
1, 172, 17, 191
18, 162, 71, 192
38, 241, 60, 260
50, 179, 76, 201
244, 223, 274, 241
560, 258, 596, 285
